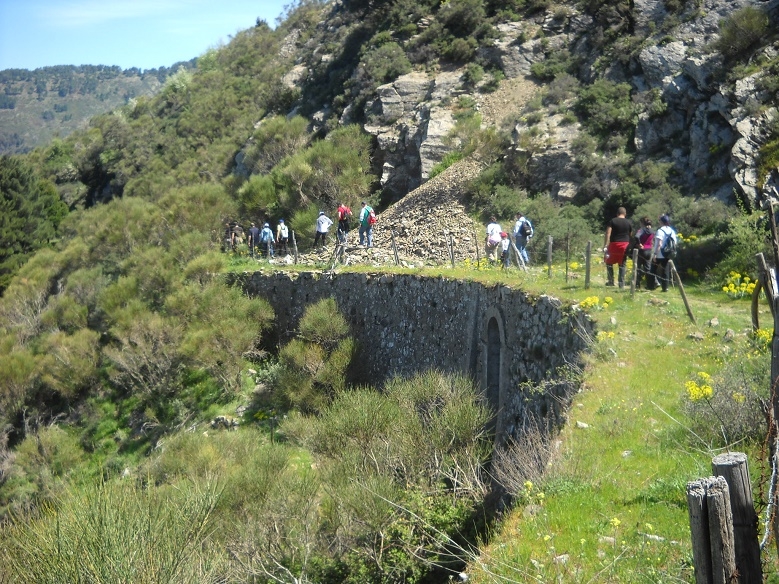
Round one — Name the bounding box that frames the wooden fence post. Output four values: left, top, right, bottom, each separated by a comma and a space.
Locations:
390, 231, 399, 266
712, 452, 762, 583
292, 231, 299, 264
475, 230, 480, 270
449, 233, 456, 268
585, 241, 591, 289
669, 260, 696, 324
630, 248, 639, 297
547, 235, 553, 278
687, 476, 737, 584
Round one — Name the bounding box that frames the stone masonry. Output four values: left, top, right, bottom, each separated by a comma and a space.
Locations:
228, 270, 595, 444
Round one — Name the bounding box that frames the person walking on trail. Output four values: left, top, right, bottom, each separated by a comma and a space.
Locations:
248, 222, 260, 258
650, 214, 678, 292
512, 212, 533, 265
359, 202, 375, 247
224, 222, 233, 252
485, 216, 502, 264
276, 219, 289, 256
604, 206, 632, 288
500, 231, 511, 269
634, 217, 656, 290
231, 222, 245, 249
259, 222, 275, 258
337, 202, 352, 244
314, 211, 334, 248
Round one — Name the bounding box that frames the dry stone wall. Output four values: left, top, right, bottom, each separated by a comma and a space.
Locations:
228, 270, 595, 444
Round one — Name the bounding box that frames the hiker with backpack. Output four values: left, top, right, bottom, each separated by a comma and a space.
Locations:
650, 214, 678, 292
485, 216, 502, 264
276, 219, 289, 255
248, 222, 261, 258
358, 201, 376, 247
634, 217, 656, 290
259, 222, 275, 258
337, 202, 352, 244
512, 212, 533, 265
603, 207, 632, 288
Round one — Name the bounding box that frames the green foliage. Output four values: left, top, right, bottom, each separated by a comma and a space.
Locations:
277, 297, 354, 414
0, 479, 223, 583
713, 6, 769, 61
530, 49, 575, 82
575, 79, 637, 137
0, 155, 68, 292
242, 115, 310, 175
682, 345, 770, 447
462, 63, 485, 87
706, 207, 772, 282
360, 42, 412, 85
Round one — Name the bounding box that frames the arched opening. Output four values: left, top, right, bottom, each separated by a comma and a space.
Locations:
486, 316, 501, 412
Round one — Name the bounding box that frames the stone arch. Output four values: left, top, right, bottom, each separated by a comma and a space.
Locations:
481, 307, 507, 435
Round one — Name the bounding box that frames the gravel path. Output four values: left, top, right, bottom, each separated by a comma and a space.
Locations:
288, 76, 542, 268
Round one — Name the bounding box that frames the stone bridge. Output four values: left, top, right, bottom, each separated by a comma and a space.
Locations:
228, 270, 594, 443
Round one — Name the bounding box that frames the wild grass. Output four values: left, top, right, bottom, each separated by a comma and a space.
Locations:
461, 262, 776, 582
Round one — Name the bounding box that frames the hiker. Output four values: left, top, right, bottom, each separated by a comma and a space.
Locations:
650, 214, 678, 292
485, 216, 502, 264
358, 202, 375, 247
337, 202, 352, 244
259, 222, 275, 258
603, 207, 631, 288
500, 231, 511, 269
248, 222, 260, 258
276, 219, 289, 256
634, 217, 656, 290
223, 222, 233, 252
231, 222, 245, 249
512, 212, 533, 265
314, 211, 334, 248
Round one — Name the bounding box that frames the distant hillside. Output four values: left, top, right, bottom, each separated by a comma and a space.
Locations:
0, 62, 195, 154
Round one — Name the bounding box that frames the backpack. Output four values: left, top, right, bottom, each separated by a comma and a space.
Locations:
661, 229, 677, 259
368, 208, 377, 225
520, 220, 532, 237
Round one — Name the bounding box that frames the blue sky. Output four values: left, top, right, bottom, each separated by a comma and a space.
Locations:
0, 0, 289, 71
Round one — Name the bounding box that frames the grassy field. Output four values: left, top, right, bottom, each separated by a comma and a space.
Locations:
457, 263, 776, 583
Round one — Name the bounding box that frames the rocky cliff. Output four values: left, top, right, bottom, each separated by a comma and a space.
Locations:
271, 0, 779, 210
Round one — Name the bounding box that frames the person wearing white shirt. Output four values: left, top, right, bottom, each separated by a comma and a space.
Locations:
485, 216, 502, 264
512, 212, 533, 264
314, 211, 334, 248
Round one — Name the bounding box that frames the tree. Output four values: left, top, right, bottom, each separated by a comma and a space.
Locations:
0, 156, 68, 292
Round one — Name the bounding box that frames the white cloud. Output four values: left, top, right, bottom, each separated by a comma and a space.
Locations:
39, 0, 192, 29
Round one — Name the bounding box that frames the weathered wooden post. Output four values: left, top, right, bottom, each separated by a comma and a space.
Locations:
511, 240, 527, 272
669, 260, 696, 324
585, 241, 591, 289
687, 476, 737, 584
449, 233, 456, 269
475, 230, 480, 269
712, 452, 762, 583
390, 231, 399, 266
565, 230, 570, 283
630, 248, 639, 297
547, 235, 553, 278
292, 231, 299, 264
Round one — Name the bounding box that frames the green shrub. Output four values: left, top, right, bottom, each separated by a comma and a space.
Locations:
442, 37, 478, 63
276, 298, 355, 415
682, 344, 770, 447
706, 208, 772, 282
713, 6, 769, 61
360, 42, 412, 85
0, 479, 223, 583
575, 79, 637, 137
462, 63, 485, 87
